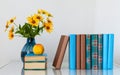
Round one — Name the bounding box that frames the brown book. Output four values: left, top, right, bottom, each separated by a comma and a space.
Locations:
52, 35, 69, 69
76, 35, 81, 69
81, 34, 86, 69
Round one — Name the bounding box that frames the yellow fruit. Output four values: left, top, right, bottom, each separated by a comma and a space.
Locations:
33, 44, 44, 55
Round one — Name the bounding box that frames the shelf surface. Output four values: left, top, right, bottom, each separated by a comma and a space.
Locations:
0, 61, 120, 75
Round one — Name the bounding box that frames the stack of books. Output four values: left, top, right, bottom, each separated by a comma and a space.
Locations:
53, 34, 114, 70
24, 53, 47, 75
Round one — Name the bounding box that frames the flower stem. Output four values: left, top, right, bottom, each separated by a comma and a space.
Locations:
14, 23, 18, 28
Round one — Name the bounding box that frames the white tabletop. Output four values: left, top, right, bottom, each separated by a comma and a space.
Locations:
0, 61, 120, 75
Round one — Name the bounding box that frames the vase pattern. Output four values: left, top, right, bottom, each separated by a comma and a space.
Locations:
21, 38, 36, 62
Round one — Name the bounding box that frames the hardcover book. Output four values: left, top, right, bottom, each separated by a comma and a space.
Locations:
108, 34, 114, 69
86, 34, 91, 70
24, 53, 47, 62
76, 35, 81, 69
52, 35, 69, 69
24, 61, 46, 70
69, 34, 76, 70
91, 34, 98, 70
103, 34, 108, 70
24, 70, 46, 75
98, 34, 103, 70
81, 34, 86, 69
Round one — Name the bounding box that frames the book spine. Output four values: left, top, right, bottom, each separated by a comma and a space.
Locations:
86, 34, 91, 70
52, 35, 69, 69
103, 34, 108, 70
108, 34, 114, 69
81, 34, 86, 69
69, 34, 76, 70
98, 34, 103, 70
76, 35, 81, 69
91, 34, 98, 70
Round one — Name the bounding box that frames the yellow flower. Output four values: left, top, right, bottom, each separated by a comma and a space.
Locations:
5, 21, 10, 32
41, 9, 53, 17
33, 14, 43, 22
27, 16, 39, 26
44, 22, 53, 33
9, 17, 16, 24
38, 9, 42, 14
47, 19, 53, 24
8, 31, 14, 40
10, 26, 14, 32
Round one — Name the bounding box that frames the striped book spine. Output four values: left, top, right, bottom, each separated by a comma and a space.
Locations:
69, 34, 76, 70
86, 34, 91, 69
108, 34, 114, 69
91, 34, 98, 70
103, 34, 108, 70
98, 34, 103, 70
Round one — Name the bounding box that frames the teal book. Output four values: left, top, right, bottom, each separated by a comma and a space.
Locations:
108, 34, 114, 69
86, 34, 91, 69
103, 34, 108, 70
69, 34, 76, 70
91, 34, 98, 70
97, 34, 103, 70
24, 53, 47, 62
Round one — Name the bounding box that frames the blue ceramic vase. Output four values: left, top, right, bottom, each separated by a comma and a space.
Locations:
21, 38, 36, 62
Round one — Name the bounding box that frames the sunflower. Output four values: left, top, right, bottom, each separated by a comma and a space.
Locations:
9, 17, 16, 24
5, 21, 10, 32
33, 14, 43, 22
9, 26, 14, 32
38, 9, 42, 14
41, 9, 53, 17
8, 31, 14, 40
27, 16, 39, 26
44, 22, 53, 33
47, 19, 53, 24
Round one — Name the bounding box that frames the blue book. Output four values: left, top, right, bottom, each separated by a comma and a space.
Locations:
103, 34, 108, 70
69, 34, 76, 70
91, 34, 98, 70
26, 53, 47, 56
86, 34, 91, 69
108, 34, 114, 69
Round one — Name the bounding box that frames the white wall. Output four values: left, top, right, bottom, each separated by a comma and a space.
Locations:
0, 0, 119, 67
95, 0, 120, 64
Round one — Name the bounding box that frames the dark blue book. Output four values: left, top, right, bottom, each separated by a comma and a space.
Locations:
91, 34, 98, 70
108, 34, 114, 69
69, 34, 76, 70
97, 34, 103, 70
86, 34, 91, 69
103, 34, 109, 70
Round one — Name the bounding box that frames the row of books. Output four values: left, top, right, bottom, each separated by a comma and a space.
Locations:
53, 34, 114, 70
23, 53, 47, 75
